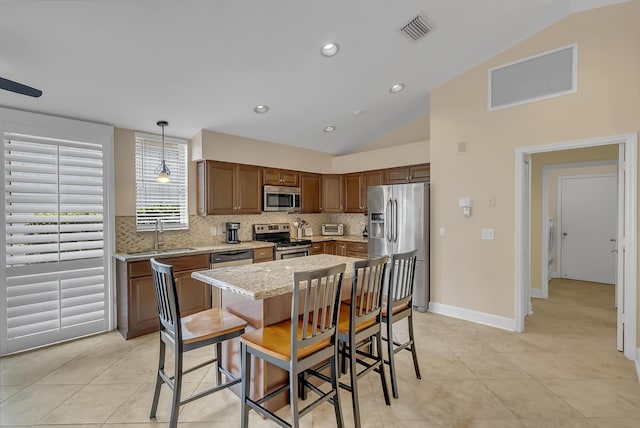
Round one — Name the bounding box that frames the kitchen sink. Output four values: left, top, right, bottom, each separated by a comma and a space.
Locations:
128, 247, 195, 256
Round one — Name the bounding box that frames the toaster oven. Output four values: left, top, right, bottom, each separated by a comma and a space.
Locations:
321, 224, 344, 236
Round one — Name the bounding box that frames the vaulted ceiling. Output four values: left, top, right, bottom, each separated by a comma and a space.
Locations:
0, 0, 628, 154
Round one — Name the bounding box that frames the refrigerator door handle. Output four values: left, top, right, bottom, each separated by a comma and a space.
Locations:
386, 198, 393, 242
393, 199, 399, 243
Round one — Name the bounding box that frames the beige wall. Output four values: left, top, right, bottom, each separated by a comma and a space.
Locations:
530, 146, 618, 289
192, 129, 334, 173
429, 0, 639, 326
332, 140, 430, 174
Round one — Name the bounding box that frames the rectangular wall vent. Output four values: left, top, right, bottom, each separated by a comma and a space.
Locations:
489, 44, 577, 111
400, 14, 433, 41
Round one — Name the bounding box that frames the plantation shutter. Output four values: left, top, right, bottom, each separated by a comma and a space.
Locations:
2, 119, 112, 355
135, 135, 188, 231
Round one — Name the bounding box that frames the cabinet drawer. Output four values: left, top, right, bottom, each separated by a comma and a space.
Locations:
345, 242, 368, 254
128, 253, 210, 278
310, 242, 323, 255
253, 247, 274, 263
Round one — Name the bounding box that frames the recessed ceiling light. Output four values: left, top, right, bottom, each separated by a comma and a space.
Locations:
323, 125, 336, 133
254, 105, 269, 114
321, 42, 340, 57
353, 109, 365, 116
389, 83, 405, 93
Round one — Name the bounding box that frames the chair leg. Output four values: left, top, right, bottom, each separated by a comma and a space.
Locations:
215, 342, 223, 386
290, 365, 300, 428
340, 341, 347, 375
299, 371, 308, 401
168, 347, 183, 428
331, 345, 344, 428
149, 338, 166, 419
240, 343, 251, 428
376, 331, 391, 406
348, 336, 361, 428
386, 320, 399, 399
407, 313, 421, 380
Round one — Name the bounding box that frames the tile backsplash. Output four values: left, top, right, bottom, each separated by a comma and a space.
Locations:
116, 212, 368, 253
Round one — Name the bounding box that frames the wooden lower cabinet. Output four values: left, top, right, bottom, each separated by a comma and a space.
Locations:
253, 247, 274, 263
116, 253, 211, 339
326, 240, 368, 258
334, 241, 347, 256
310, 242, 324, 255
345, 241, 368, 258
323, 241, 335, 255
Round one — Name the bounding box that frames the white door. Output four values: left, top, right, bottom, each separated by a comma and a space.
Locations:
559, 174, 617, 284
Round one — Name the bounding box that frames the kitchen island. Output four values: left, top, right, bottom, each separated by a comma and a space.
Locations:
191, 254, 363, 411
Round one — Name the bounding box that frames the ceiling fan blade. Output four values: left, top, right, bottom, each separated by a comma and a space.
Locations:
0, 77, 42, 98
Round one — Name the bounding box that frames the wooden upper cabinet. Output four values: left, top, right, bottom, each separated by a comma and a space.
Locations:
385, 163, 430, 184
300, 173, 321, 213
263, 168, 299, 187
322, 175, 344, 213
236, 163, 263, 214
344, 173, 364, 213
363, 170, 384, 189
344, 170, 384, 213
196, 160, 262, 215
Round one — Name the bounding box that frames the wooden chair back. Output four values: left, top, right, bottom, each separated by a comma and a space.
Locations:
350, 256, 388, 327
292, 263, 345, 354
387, 250, 418, 310
150, 258, 182, 342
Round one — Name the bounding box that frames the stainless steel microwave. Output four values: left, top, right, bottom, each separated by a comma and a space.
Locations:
263, 185, 300, 212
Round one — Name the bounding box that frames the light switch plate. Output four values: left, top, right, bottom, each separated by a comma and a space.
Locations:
439, 227, 445, 237
482, 228, 495, 240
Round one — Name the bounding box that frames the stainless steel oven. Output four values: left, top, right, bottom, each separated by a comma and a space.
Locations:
254, 223, 311, 259
275, 246, 310, 259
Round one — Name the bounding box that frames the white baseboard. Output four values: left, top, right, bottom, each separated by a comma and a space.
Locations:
530, 288, 543, 298
428, 302, 516, 332
551, 272, 560, 279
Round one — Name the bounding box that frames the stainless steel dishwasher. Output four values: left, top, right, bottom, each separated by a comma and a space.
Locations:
210, 249, 254, 307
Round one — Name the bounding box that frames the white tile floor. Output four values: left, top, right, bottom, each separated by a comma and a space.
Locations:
1, 279, 639, 427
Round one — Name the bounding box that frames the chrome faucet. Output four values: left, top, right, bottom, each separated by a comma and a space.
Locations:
154, 219, 164, 250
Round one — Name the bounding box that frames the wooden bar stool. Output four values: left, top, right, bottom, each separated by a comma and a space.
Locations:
382, 250, 421, 399
337, 256, 391, 428
149, 258, 247, 428
239, 263, 346, 428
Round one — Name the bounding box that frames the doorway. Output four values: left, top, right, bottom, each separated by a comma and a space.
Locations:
515, 133, 637, 361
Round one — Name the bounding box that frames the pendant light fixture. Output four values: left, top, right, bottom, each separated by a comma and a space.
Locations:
155, 120, 170, 183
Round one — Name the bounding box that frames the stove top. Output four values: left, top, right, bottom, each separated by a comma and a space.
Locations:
276, 239, 312, 248
253, 223, 312, 249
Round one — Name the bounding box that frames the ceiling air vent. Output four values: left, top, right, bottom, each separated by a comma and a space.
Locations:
400, 14, 433, 41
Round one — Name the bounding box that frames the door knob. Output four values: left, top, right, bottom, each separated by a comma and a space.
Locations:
563, 232, 567, 236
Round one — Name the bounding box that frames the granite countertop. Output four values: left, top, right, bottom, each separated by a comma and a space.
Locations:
113, 241, 275, 262
191, 254, 359, 300
305, 235, 368, 243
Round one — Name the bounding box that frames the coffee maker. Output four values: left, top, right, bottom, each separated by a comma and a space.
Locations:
225, 222, 241, 244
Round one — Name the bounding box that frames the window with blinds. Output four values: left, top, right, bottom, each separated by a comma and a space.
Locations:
3, 130, 110, 354
135, 134, 188, 231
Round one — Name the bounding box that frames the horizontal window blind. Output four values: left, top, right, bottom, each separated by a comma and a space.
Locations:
135, 136, 188, 231
3, 131, 107, 352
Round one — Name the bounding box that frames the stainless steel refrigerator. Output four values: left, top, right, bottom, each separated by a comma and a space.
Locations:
367, 183, 429, 312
